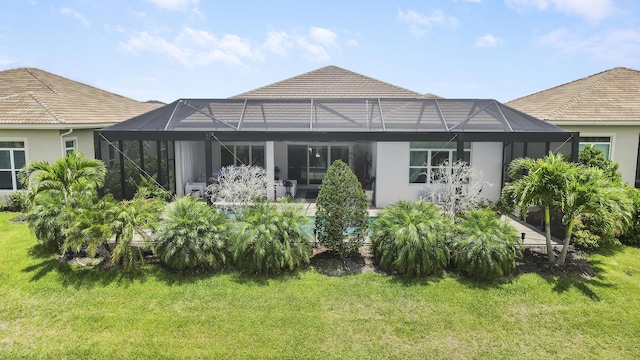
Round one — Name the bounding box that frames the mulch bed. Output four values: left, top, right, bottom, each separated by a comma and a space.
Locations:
513, 246, 595, 278
310, 245, 596, 278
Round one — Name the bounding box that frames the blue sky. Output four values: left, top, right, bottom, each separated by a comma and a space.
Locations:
1, 0, 639, 103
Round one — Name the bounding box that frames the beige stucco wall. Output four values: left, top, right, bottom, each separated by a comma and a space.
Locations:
0, 128, 101, 197
0, 128, 98, 163
555, 124, 640, 186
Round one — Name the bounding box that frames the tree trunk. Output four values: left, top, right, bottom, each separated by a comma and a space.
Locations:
544, 205, 556, 263
556, 218, 575, 266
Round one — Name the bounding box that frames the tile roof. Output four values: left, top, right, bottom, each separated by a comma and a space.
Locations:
506, 67, 640, 123
230, 65, 437, 99
0, 68, 161, 126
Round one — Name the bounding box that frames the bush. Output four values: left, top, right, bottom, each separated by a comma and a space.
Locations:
315, 160, 369, 259
25, 192, 67, 251
154, 196, 230, 271
620, 186, 640, 246
370, 200, 452, 277
4, 192, 29, 212
451, 209, 522, 280
232, 201, 312, 274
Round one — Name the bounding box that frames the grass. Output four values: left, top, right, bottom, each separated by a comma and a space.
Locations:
1, 211, 640, 359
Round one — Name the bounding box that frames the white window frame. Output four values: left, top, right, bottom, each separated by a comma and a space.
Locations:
578, 134, 614, 160
0, 139, 27, 191
63, 137, 78, 155
409, 143, 471, 184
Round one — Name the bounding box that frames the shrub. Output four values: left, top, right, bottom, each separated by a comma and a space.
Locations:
451, 209, 522, 280
206, 165, 267, 214
315, 160, 369, 259
154, 196, 229, 271
64, 195, 118, 257
110, 191, 165, 271
620, 186, 640, 246
370, 200, 452, 277
232, 201, 312, 274
25, 192, 67, 251
4, 192, 30, 212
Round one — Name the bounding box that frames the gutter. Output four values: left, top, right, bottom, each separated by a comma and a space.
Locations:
60, 129, 73, 157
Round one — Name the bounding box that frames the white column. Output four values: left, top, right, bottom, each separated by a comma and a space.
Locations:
266, 141, 275, 200
175, 141, 185, 197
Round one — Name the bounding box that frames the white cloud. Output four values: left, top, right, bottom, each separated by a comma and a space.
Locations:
397, 9, 458, 37
475, 34, 503, 48
120, 27, 260, 67
263, 31, 293, 56
536, 28, 640, 64
120, 25, 346, 67
346, 39, 359, 47
505, 0, 615, 21
309, 27, 338, 47
60, 7, 89, 27
145, 0, 199, 11
261, 27, 342, 62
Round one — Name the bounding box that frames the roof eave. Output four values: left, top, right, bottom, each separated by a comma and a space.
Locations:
547, 120, 640, 126
0, 123, 118, 130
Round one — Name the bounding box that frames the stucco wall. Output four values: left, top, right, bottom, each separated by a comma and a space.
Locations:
374, 142, 504, 208
558, 124, 640, 186
0, 127, 108, 198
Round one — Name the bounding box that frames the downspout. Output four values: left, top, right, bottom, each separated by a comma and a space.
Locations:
60, 128, 73, 157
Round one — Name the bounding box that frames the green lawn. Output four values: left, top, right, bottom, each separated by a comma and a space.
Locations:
1, 212, 639, 359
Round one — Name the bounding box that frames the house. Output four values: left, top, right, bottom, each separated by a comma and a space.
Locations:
0, 67, 161, 196
95, 66, 578, 206
507, 67, 640, 187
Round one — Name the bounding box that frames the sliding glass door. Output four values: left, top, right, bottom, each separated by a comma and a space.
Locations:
287, 144, 349, 186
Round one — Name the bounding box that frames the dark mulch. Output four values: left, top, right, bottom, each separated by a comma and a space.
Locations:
311, 245, 596, 278
513, 246, 595, 278
310, 247, 373, 276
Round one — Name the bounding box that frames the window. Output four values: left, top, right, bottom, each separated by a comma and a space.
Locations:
409, 142, 470, 183
64, 139, 77, 155
0, 141, 26, 191
221, 144, 265, 167
579, 137, 611, 159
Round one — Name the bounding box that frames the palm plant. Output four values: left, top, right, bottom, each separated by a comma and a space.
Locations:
502, 152, 574, 263
18, 153, 107, 251
232, 201, 312, 274
19, 152, 106, 205
557, 167, 632, 265
154, 196, 229, 271
451, 209, 522, 280
370, 200, 452, 277
64, 195, 118, 257
110, 192, 164, 271
25, 192, 66, 250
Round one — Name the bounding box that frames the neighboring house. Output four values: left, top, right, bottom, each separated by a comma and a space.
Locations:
507, 67, 640, 186
96, 66, 578, 206
0, 67, 161, 196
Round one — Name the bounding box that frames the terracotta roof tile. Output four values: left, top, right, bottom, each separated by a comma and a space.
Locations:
230, 66, 432, 99
506, 67, 640, 122
0, 68, 161, 125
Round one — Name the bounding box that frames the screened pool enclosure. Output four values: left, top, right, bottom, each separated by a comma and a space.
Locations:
95, 98, 578, 205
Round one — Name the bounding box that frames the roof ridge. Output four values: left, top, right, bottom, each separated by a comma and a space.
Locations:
333, 66, 422, 96
24, 68, 62, 95
27, 91, 65, 123
547, 68, 617, 119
